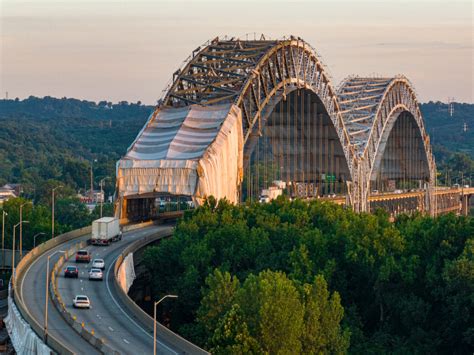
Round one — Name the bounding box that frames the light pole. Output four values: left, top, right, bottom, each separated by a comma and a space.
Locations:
12, 221, 29, 274
153, 294, 178, 355
44, 250, 66, 343
33, 232, 46, 248
99, 177, 109, 218
19, 201, 31, 259
90, 159, 97, 200
2, 210, 7, 269
51, 186, 63, 239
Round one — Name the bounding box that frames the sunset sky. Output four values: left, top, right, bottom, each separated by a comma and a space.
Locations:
1, 0, 472, 104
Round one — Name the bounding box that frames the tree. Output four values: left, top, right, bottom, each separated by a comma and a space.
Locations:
55, 197, 92, 232
302, 275, 350, 354
209, 304, 260, 355
238, 270, 304, 354
198, 269, 240, 337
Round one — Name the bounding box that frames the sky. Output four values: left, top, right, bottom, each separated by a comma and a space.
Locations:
1, 0, 473, 104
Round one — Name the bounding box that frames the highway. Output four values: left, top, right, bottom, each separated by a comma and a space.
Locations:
21, 233, 99, 354
21, 225, 177, 354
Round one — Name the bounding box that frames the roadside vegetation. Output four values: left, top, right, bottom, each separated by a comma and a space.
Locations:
143, 197, 473, 354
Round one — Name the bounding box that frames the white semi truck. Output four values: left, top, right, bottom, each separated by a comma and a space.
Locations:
91, 217, 122, 246
259, 186, 283, 203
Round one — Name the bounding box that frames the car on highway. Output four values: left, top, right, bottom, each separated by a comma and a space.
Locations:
73, 295, 91, 309
92, 258, 105, 269
75, 249, 91, 263
64, 265, 79, 278
88, 268, 103, 281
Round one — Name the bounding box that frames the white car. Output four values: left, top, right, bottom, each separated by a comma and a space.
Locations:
89, 268, 104, 281
92, 258, 105, 269
73, 295, 90, 309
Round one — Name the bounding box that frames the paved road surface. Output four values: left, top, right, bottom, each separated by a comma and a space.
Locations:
22, 225, 177, 354
21, 233, 99, 354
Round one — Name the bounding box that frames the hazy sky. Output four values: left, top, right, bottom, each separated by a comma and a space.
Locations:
1, 0, 473, 104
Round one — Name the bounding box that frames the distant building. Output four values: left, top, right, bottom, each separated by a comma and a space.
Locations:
0, 184, 19, 204
77, 189, 104, 204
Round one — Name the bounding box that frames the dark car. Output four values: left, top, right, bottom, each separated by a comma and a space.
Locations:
75, 250, 91, 263
64, 265, 79, 278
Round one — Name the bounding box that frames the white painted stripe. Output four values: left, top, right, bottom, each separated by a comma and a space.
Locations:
105, 257, 177, 354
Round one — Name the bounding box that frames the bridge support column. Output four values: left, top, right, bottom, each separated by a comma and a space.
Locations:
121, 197, 128, 222
461, 194, 470, 216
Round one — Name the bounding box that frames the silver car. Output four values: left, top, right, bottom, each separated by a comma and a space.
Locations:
73, 295, 90, 309
88, 268, 104, 281
92, 258, 105, 269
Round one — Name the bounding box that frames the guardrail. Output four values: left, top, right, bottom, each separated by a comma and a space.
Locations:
10, 221, 155, 354
113, 228, 209, 355
12, 226, 92, 354
50, 241, 119, 354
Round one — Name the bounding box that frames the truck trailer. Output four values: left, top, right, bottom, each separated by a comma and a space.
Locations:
91, 217, 122, 246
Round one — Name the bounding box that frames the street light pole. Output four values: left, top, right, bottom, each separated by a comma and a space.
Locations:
12, 221, 29, 274
2, 211, 7, 269
99, 177, 109, 218
33, 232, 46, 248
44, 250, 66, 343
19, 202, 30, 259
51, 186, 63, 239
153, 294, 178, 355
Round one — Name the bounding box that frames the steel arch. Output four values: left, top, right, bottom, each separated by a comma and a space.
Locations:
155, 37, 436, 213
338, 76, 436, 212
162, 37, 358, 177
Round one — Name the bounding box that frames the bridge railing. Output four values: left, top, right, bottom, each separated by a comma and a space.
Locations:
113, 227, 209, 355
11, 226, 92, 354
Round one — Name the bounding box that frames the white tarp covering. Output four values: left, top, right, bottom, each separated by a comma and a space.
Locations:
117, 103, 243, 205
4, 286, 51, 355
117, 253, 136, 293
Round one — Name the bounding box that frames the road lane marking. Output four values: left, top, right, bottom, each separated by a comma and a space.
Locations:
123, 338, 130, 344
108, 326, 114, 332
105, 237, 177, 354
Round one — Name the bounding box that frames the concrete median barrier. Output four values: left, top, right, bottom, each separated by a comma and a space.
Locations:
113, 227, 209, 355
50, 241, 120, 355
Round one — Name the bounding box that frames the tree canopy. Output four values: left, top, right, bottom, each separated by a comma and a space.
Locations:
142, 198, 473, 353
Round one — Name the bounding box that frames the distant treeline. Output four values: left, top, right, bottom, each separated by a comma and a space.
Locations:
0, 97, 473, 200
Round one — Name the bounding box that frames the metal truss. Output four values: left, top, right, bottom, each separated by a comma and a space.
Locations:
162, 36, 357, 175
160, 37, 435, 214
338, 76, 436, 213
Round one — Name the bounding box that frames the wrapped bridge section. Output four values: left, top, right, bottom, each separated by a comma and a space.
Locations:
117, 103, 243, 219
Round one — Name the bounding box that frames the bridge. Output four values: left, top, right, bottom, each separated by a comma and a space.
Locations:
116, 36, 471, 221
4, 36, 473, 355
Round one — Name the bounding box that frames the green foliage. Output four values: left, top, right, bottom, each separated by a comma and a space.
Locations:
302, 275, 350, 354
200, 269, 347, 354
0, 96, 152, 197
423, 101, 474, 158
1, 197, 98, 251
143, 198, 473, 353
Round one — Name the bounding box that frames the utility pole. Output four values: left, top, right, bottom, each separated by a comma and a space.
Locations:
12, 221, 29, 274
90, 164, 94, 200
19, 202, 30, 259
99, 177, 109, 218
51, 186, 63, 238
2, 211, 7, 269
448, 97, 454, 117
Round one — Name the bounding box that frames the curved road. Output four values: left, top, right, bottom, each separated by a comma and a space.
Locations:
22, 225, 177, 354
21, 233, 99, 354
